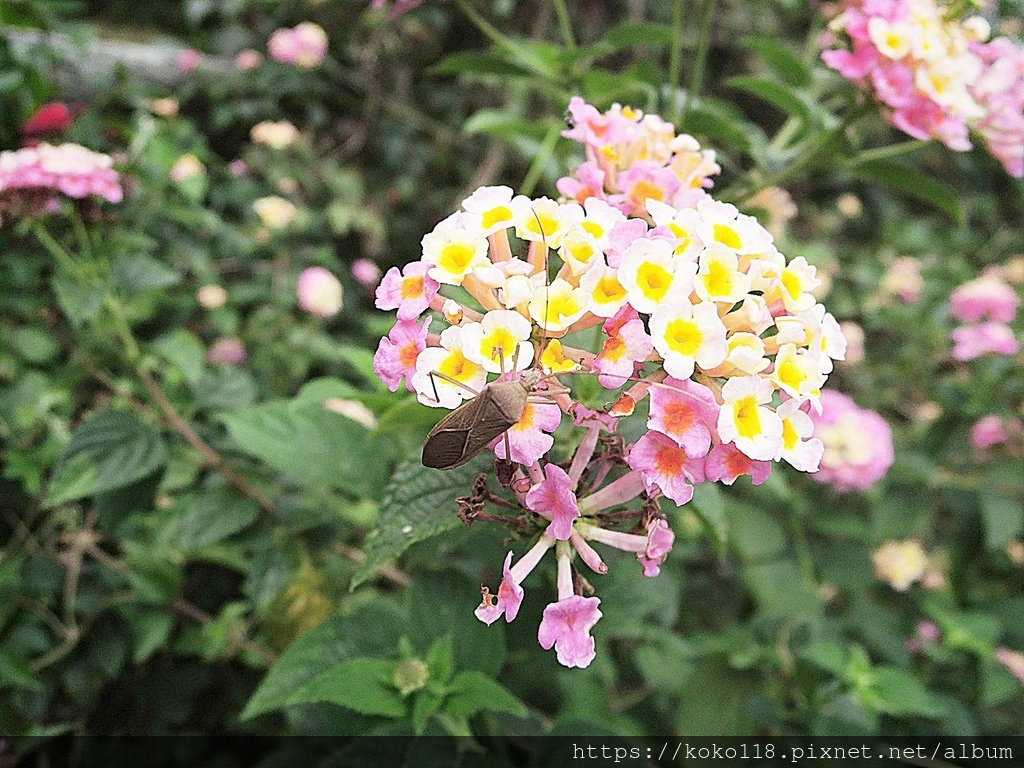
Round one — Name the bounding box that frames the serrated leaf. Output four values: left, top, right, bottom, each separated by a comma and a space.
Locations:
51, 275, 107, 326
741, 36, 811, 86
222, 399, 386, 498
44, 409, 167, 507
871, 667, 948, 718
442, 671, 527, 719
979, 493, 1023, 550
174, 487, 260, 550
847, 159, 963, 222
151, 330, 206, 385
350, 454, 492, 589
287, 658, 405, 717
111, 254, 180, 293
728, 75, 814, 126
241, 601, 404, 719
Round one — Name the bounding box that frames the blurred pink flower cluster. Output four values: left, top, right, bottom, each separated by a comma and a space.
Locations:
949, 270, 1021, 361
821, 0, 1024, 177
0, 143, 122, 205
267, 22, 329, 69
809, 390, 894, 492
373, 99, 848, 667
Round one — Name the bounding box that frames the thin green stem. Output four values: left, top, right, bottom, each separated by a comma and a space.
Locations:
855, 139, 932, 165
520, 122, 563, 197
33, 224, 88, 282
103, 295, 142, 363
453, 0, 516, 55
667, 0, 685, 122
682, 0, 716, 123
71, 210, 95, 261
551, 0, 576, 52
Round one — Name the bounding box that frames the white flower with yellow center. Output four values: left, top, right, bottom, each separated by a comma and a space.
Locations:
717, 375, 783, 461
776, 256, 821, 313
253, 196, 297, 229
723, 332, 770, 375
513, 197, 580, 250
696, 198, 772, 255
773, 315, 811, 347
769, 343, 826, 402
528, 277, 588, 333
539, 338, 579, 373
461, 310, 535, 374
578, 197, 625, 245
798, 304, 847, 374
579, 261, 629, 318
694, 243, 752, 304
775, 399, 823, 472
649, 301, 727, 380
559, 229, 602, 276
872, 540, 928, 592
461, 185, 521, 237
646, 200, 704, 259
867, 17, 914, 59
411, 326, 488, 409
421, 213, 490, 286
618, 238, 696, 314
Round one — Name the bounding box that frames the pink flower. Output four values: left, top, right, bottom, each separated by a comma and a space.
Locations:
612, 160, 681, 218
492, 400, 561, 467
951, 322, 1020, 361
372, 317, 430, 392
351, 258, 382, 288
234, 49, 263, 71
637, 518, 675, 577
0, 143, 122, 204
628, 430, 705, 505
177, 48, 202, 74
296, 267, 343, 318
524, 463, 579, 540
267, 22, 328, 68
880, 256, 923, 303
556, 161, 605, 206
809, 390, 894, 493
206, 337, 246, 366
950, 274, 1019, 323
592, 307, 653, 388
996, 647, 1024, 686
704, 442, 772, 486
22, 102, 73, 137
228, 159, 248, 177
916, 620, 941, 644
474, 552, 524, 625
374, 261, 439, 321
970, 415, 1010, 449
538, 595, 602, 669
647, 377, 719, 458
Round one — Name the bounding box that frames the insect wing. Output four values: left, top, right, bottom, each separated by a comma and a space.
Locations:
421, 382, 529, 470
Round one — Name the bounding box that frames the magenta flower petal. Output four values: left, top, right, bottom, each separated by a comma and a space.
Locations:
538, 595, 602, 668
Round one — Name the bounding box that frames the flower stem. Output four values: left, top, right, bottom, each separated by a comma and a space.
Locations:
33, 224, 89, 282
520, 121, 562, 197
667, 0, 686, 122
855, 139, 932, 165
682, 0, 717, 124
551, 0, 576, 53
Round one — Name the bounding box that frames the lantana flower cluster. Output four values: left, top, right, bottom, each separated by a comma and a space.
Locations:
808, 390, 894, 492
373, 100, 846, 668
821, 0, 1024, 177
267, 22, 329, 69
0, 143, 122, 222
949, 268, 1021, 361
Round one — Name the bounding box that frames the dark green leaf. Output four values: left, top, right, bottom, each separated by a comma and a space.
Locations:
431, 52, 535, 79
51, 275, 107, 326
111, 254, 180, 293
596, 22, 674, 50
152, 330, 206, 385
174, 487, 260, 550
979, 493, 1023, 550
287, 658, 405, 717
443, 671, 527, 719
0, 647, 42, 691
44, 409, 167, 507
741, 36, 811, 86
847, 159, 963, 222
727, 75, 813, 126
350, 454, 492, 589
871, 667, 948, 718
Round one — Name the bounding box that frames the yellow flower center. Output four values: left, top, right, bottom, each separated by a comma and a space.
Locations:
635, 262, 672, 302
713, 223, 742, 250
663, 318, 702, 357
734, 396, 762, 439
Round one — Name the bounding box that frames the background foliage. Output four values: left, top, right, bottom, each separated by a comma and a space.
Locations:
2, 0, 1024, 761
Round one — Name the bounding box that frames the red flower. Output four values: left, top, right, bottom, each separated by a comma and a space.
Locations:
22, 102, 73, 137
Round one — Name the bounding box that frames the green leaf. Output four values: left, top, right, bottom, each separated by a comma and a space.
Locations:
127, 610, 174, 664
152, 330, 206, 385
871, 667, 948, 718
727, 75, 813, 126
799, 641, 848, 675
350, 454, 492, 589
596, 22, 674, 50
728, 503, 786, 561
51, 275, 107, 326
222, 399, 386, 498
431, 51, 536, 79
44, 409, 167, 507
442, 671, 527, 719
0, 646, 42, 691
111, 254, 181, 293
741, 36, 811, 86
241, 601, 404, 719
690, 482, 726, 544
847, 159, 963, 222
425, 636, 454, 686
679, 107, 753, 154
412, 688, 443, 735
174, 487, 260, 551
979, 492, 1023, 551
287, 658, 405, 717
192, 367, 257, 411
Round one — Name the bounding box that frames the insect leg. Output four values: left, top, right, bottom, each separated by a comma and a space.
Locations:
427, 370, 481, 404
496, 346, 514, 462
